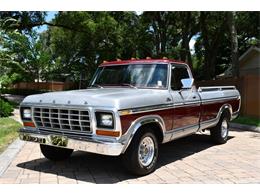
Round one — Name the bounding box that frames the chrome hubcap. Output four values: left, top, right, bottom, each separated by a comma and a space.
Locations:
138, 136, 155, 167
221, 119, 228, 138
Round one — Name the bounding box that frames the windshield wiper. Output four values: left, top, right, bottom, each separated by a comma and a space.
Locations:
89, 84, 103, 88
121, 83, 137, 89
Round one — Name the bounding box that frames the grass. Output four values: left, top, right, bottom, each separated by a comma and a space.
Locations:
232, 116, 260, 127
0, 118, 22, 153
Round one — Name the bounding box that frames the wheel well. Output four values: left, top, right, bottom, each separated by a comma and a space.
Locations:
222, 108, 231, 121
137, 122, 164, 143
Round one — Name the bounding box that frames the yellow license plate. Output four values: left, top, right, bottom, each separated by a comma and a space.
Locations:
48, 135, 68, 147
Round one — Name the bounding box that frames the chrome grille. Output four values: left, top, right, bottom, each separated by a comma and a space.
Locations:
33, 107, 91, 133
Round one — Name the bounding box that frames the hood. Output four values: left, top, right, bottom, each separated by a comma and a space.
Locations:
22, 88, 171, 110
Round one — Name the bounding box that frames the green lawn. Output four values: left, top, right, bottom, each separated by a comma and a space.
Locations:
232, 116, 260, 127
0, 118, 22, 153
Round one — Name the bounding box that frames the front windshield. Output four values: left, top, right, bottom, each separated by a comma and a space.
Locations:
90, 64, 168, 89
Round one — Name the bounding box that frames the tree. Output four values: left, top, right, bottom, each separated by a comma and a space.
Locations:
0, 30, 52, 83
228, 11, 239, 77
1, 11, 259, 85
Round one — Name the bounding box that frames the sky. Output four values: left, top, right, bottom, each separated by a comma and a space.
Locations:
35, 11, 57, 33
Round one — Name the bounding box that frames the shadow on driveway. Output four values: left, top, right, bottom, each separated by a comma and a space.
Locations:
17, 133, 234, 183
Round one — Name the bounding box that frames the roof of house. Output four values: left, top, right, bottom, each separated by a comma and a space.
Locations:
239, 46, 260, 66
99, 58, 186, 66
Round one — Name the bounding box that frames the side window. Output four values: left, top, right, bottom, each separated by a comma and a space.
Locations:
171, 66, 190, 90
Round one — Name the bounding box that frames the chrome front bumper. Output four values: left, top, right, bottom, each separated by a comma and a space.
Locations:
19, 128, 124, 156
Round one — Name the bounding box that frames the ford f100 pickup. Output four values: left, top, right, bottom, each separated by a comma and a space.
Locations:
19, 59, 241, 175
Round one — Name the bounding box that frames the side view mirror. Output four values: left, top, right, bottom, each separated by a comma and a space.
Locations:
181, 78, 194, 89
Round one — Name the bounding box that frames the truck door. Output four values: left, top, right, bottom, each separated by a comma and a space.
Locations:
169, 64, 201, 134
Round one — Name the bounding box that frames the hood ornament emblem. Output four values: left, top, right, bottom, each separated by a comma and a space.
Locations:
84, 101, 88, 105
68, 100, 71, 104
52, 100, 55, 104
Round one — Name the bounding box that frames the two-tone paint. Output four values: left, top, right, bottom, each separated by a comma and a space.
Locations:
18, 59, 241, 156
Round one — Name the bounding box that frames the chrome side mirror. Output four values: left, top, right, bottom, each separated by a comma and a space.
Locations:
181, 78, 194, 89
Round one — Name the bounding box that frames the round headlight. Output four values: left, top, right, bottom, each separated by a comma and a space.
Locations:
23, 109, 31, 119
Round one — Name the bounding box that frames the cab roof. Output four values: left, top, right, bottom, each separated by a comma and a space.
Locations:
99, 59, 186, 67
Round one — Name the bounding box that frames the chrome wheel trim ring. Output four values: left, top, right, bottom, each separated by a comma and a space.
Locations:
221, 119, 228, 138
138, 136, 155, 167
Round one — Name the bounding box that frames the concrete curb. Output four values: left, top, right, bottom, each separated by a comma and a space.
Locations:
230, 123, 260, 132
0, 139, 25, 176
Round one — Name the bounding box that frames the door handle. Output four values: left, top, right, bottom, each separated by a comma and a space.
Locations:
192, 96, 197, 99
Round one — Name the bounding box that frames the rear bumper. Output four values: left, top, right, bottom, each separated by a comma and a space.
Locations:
19, 128, 124, 156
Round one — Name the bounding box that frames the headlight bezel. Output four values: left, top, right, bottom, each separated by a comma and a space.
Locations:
95, 111, 115, 129
20, 107, 32, 120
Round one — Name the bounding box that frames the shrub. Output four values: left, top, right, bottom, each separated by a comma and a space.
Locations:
0, 88, 47, 96
0, 98, 14, 117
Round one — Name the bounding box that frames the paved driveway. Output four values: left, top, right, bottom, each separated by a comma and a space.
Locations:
0, 129, 260, 184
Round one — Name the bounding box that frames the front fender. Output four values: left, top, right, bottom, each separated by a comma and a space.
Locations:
120, 115, 166, 153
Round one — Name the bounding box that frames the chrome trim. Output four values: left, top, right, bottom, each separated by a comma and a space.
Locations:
201, 96, 239, 104
198, 86, 236, 92
19, 128, 124, 156
164, 124, 199, 143
231, 111, 239, 120
32, 107, 92, 134
20, 103, 121, 141
138, 136, 155, 167
119, 96, 238, 116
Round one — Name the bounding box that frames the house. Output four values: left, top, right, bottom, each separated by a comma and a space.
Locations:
238, 46, 260, 118
198, 46, 260, 118
239, 46, 260, 76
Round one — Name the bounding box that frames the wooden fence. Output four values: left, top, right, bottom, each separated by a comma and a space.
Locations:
12, 82, 78, 91
197, 75, 260, 118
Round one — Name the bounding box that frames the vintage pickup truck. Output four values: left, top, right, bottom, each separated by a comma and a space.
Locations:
19, 59, 241, 175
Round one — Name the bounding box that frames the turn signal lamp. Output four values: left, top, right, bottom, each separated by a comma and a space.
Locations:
23, 121, 36, 128
96, 130, 120, 137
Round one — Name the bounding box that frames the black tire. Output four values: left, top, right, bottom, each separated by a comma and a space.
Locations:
122, 129, 159, 176
210, 113, 230, 144
40, 144, 73, 161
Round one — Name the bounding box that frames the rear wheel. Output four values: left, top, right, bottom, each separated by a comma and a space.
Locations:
40, 144, 73, 161
122, 130, 159, 176
210, 113, 230, 144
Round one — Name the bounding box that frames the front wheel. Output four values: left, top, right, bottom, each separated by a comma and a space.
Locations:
210, 114, 230, 144
40, 144, 73, 161
122, 130, 159, 176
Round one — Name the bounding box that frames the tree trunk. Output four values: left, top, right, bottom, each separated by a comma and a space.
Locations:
228, 11, 239, 77
200, 12, 211, 80
180, 12, 193, 70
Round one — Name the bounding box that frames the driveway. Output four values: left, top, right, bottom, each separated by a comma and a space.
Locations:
0, 129, 260, 184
